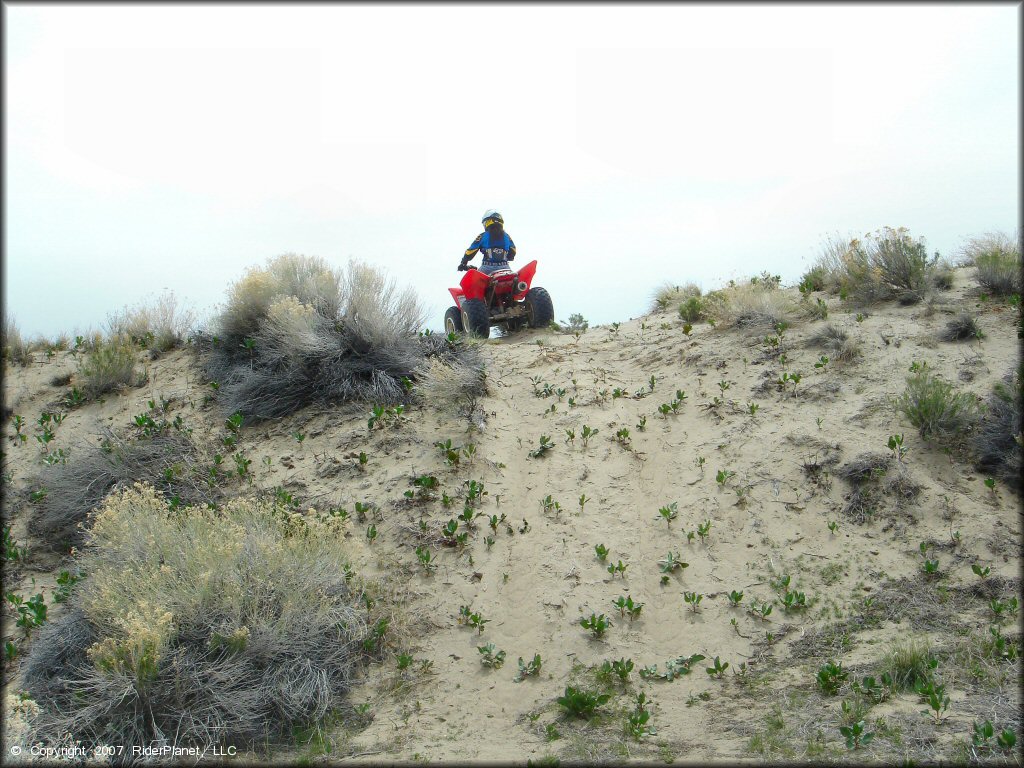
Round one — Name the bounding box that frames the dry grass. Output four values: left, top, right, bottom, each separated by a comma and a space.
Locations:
106, 291, 195, 353
23, 484, 384, 752
896, 367, 980, 443
650, 282, 702, 313
2, 313, 32, 367
705, 283, 797, 330
810, 324, 862, 364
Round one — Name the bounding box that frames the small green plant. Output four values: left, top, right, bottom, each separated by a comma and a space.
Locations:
814, 355, 830, 371
607, 560, 628, 578
557, 685, 610, 719
514, 653, 543, 682
827, 520, 839, 535
415, 546, 437, 573
683, 591, 703, 612
53, 570, 81, 602
972, 562, 991, 579
658, 551, 688, 574
727, 590, 744, 607
705, 656, 729, 678
657, 502, 678, 528
817, 661, 847, 695
580, 424, 598, 447
529, 435, 555, 458
696, 519, 712, 543
580, 613, 612, 638
612, 595, 644, 621
478, 643, 507, 669
625, 691, 655, 740
457, 605, 490, 635
594, 543, 609, 562
839, 719, 874, 750
887, 433, 908, 462
918, 680, 950, 723
715, 469, 735, 487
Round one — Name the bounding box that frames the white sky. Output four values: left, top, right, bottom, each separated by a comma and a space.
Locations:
4, 3, 1020, 338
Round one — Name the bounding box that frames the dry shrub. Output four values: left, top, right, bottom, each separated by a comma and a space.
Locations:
811, 324, 861, 364
412, 352, 488, 421
705, 282, 797, 329
76, 336, 139, 399
28, 429, 216, 550
200, 255, 474, 420
651, 282, 701, 313
107, 291, 195, 353
800, 232, 851, 293
972, 368, 1022, 490
940, 313, 984, 342
23, 484, 379, 752
2, 313, 32, 367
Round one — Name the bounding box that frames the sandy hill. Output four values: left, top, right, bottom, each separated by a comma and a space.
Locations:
2, 266, 1020, 764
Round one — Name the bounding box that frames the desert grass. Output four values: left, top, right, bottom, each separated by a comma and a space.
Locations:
958, 231, 1021, 293
22, 484, 382, 751
106, 291, 195, 353
200, 255, 477, 420
28, 429, 216, 549
75, 335, 139, 399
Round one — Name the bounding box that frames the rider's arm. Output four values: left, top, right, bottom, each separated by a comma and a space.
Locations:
460, 233, 483, 267
507, 236, 516, 261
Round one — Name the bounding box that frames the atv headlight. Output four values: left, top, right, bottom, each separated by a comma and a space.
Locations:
516, 280, 528, 293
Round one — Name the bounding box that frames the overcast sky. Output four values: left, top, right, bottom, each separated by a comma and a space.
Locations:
4, 3, 1019, 338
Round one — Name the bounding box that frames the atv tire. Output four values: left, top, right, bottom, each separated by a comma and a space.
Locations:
460, 299, 491, 339
525, 287, 555, 329
444, 306, 464, 335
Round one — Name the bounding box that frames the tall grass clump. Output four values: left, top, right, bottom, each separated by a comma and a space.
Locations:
76, 336, 139, 399
896, 365, 980, 442
107, 291, 195, 354
22, 484, 382, 751
881, 638, 936, 691
959, 231, 1021, 296
29, 429, 216, 550
651, 282, 702, 314
2, 313, 32, 367
199, 255, 479, 420
972, 368, 1022, 491
705, 278, 796, 330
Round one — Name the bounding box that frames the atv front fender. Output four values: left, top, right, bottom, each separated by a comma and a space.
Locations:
459, 268, 491, 302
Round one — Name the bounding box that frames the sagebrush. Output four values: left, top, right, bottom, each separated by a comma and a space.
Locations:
199, 255, 480, 420
23, 484, 381, 751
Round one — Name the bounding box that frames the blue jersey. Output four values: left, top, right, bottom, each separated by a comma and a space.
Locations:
464, 231, 516, 265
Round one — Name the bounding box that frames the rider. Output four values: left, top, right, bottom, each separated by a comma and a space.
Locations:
458, 210, 516, 275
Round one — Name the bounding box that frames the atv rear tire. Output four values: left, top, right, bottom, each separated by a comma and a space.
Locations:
444, 306, 463, 335
460, 299, 491, 339
525, 287, 554, 329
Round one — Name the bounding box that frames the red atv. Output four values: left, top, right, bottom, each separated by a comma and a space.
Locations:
445, 261, 554, 338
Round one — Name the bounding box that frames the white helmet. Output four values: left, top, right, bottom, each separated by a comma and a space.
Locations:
482, 210, 504, 228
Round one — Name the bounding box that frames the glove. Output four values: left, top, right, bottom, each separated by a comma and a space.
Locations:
457, 262, 470, 271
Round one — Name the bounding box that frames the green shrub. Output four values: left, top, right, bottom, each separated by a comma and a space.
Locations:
77, 336, 138, 398
678, 296, 706, 323
970, 235, 1021, 296
896, 366, 979, 441
705, 282, 795, 329
22, 484, 380, 751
